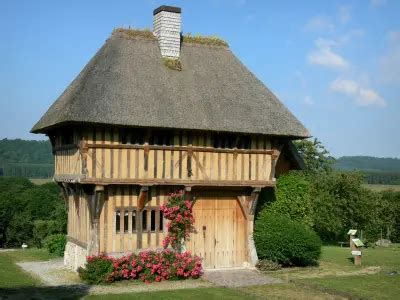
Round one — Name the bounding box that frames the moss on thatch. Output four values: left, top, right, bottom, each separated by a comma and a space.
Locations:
112, 28, 156, 40
182, 34, 229, 47
163, 58, 182, 71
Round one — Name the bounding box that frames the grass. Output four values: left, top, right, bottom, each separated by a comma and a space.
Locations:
29, 178, 53, 185
182, 34, 228, 47
84, 287, 251, 300
363, 184, 400, 191
163, 57, 182, 71
0, 249, 51, 288
302, 273, 400, 300
112, 28, 156, 40
1, 246, 399, 299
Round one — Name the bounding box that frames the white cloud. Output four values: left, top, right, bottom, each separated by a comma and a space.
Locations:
338, 6, 351, 24
330, 78, 387, 107
337, 29, 364, 44
379, 31, 400, 85
304, 15, 335, 32
307, 38, 349, 70
371, 0, 386, 7
304, 96, 314, 106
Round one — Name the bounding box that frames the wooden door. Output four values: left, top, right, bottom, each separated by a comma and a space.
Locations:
187, 197, 247, 268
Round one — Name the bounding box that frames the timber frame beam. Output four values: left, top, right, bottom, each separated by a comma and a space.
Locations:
80, 178, 275, 188
86, 185, 105, 256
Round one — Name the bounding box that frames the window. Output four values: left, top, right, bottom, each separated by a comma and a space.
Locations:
142, 210, 147, 231
115, 210, 121, 233
150, 210, 156, 231
115, 208, 164, 233
159, 211, 164, 231
132, 210, 136, 231
124, 211, 129, 233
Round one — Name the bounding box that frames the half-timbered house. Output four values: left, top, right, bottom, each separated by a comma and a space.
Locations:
31, 6, 309, 270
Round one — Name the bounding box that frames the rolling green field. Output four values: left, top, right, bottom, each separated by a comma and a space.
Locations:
1, 246, 399, 299
363, 184, 400, 192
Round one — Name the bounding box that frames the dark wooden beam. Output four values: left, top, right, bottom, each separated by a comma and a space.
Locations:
137, 186, 149, 211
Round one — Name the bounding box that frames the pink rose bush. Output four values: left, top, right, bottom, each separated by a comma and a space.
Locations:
79, 250, 203, 284
79, 190, 202, 284
161, 190, 195, 251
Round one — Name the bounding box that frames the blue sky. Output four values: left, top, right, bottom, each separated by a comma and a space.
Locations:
1, 0, 399, 158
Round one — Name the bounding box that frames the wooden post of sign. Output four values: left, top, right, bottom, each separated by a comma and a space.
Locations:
347, 229, 362, 266
354, 251, 361, 265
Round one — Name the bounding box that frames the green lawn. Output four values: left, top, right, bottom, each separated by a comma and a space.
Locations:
1, 246, 399, 299
302, 273, 400, 300
0, 249, 51, 288
84, 288, 252, 300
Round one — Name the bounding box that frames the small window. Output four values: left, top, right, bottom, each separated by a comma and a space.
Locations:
132, 210, 136, 231
142, 210, 148, 231
115, 210, 121, 233
150, 210, 156, 231
124, 210, 129, 233
159, 211, 164, 231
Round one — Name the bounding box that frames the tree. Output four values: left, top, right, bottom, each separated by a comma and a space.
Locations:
310, 172, 377, 242
261, 172, 313, 226
0, 177, 67, 247
294, 138, 335, 174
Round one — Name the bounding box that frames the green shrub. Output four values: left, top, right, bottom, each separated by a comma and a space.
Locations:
32, 220, 58, 248
255, 259, 281, 271
254, 214, 322, 266
262, 172, 313, 226
78, 255, 114, 284
43, 234, 66, 256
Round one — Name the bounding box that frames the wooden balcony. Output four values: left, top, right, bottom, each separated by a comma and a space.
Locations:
54, 143, 277, 188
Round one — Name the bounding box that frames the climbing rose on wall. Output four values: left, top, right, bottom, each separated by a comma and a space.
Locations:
161, 190, 195, 252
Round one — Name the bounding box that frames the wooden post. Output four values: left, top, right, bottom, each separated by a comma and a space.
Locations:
248, 187, 261, 266
354, 253, 361, 265
87, 185, 105, 256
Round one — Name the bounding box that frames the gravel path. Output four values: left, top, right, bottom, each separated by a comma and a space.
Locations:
18, 259, 282, 295
17, 258, 81, 286
203, 268, 283, 287
17, 259, 214, 295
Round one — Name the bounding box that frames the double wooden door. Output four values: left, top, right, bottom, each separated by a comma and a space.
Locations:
187, 197, 247, 268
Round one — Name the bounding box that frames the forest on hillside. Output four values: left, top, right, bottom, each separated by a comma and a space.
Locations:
0, 139, 53, 178
334, 156, 400, 185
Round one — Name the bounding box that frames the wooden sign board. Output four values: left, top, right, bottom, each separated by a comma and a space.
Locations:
347, 229, 357, 235
352, 238, 364, 247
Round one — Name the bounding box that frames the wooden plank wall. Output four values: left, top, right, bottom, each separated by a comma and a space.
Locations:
67, 187, 90, 246
83, 128, 273, 183
99, 185, 167, 253
54, 129, 82, 176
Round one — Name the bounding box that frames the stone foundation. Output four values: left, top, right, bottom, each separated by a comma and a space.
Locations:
248, 234, 258, 266
64, 241, 87, 270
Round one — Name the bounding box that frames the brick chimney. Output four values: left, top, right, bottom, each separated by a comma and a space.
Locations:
153, 5, 182, 58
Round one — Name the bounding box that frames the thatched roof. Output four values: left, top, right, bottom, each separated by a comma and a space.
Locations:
31, 30, 309, 138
